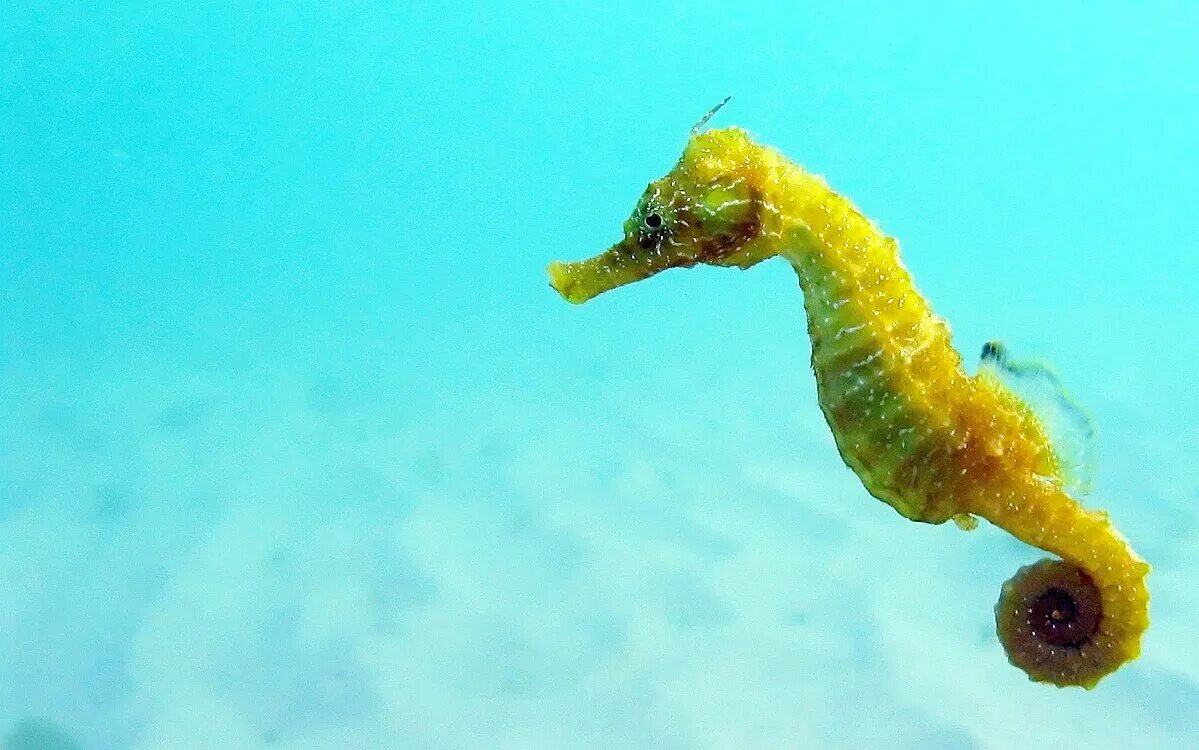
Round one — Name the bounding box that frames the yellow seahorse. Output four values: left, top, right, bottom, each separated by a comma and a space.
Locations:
547, 124, 1149, 688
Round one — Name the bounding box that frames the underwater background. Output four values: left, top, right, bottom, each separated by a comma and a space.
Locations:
2, 2, 1198, 748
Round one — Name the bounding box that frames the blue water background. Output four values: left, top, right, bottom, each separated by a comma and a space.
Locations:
2, 3, 1198, 748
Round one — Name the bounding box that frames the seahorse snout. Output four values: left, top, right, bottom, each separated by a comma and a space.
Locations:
548, 241, 675, 304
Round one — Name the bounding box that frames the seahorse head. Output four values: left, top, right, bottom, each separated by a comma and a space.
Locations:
548, 127, 777, 304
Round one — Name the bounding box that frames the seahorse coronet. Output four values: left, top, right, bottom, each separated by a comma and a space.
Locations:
548, 125, 1150, 688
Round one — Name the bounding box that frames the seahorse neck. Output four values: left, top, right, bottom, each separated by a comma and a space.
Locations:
752, 153, 958, 385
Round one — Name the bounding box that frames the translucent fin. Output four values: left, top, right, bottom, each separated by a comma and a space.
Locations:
979, 341, 1096, 495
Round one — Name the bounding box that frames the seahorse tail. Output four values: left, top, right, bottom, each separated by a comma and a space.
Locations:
972, 483, 1149, 688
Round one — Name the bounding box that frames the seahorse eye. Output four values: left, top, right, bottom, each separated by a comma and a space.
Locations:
636, 209, 670, 247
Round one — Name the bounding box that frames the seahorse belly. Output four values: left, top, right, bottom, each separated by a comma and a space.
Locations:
772, 176, 966, 523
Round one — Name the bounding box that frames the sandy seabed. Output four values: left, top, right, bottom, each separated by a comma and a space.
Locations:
1, 346, 1196, 750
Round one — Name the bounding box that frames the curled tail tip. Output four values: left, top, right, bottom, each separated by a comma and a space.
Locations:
995, 558, 1146, 688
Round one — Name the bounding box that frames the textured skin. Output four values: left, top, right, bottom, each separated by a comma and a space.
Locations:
548, 127, 1149, 688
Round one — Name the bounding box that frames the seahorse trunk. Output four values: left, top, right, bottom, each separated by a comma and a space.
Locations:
761, 153, 968, 524
766, 154, 1148, 687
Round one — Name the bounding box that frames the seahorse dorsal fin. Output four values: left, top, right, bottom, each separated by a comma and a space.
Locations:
978, 341, 1097, 495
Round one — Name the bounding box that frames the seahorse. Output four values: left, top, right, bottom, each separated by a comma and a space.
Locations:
547, 125, 1149, 688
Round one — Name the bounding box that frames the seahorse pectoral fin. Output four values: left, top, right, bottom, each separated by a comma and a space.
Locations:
978, 341, 1097, 495
548, 239, 682, 304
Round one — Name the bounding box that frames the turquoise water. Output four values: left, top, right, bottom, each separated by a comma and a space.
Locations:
3, 3, 1198, 748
